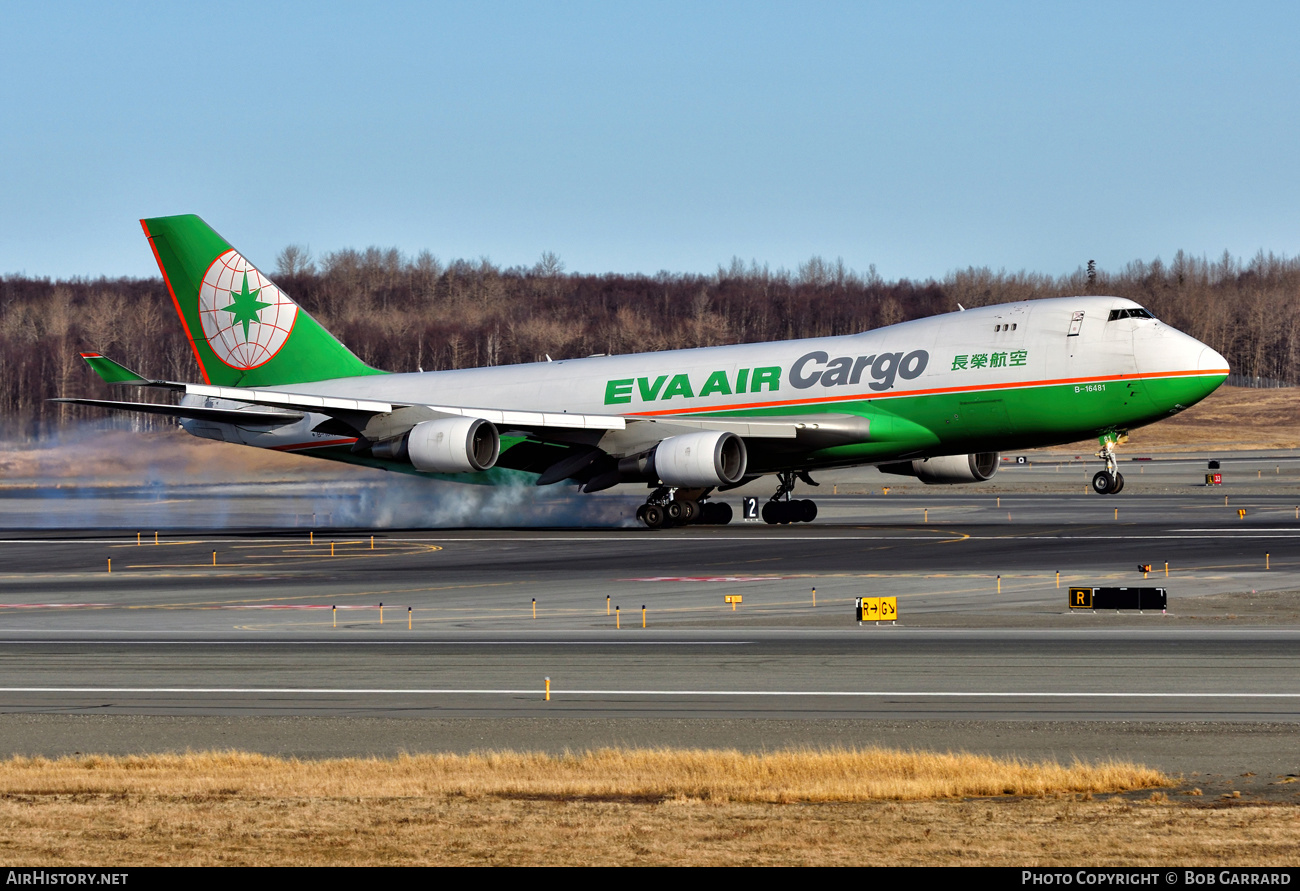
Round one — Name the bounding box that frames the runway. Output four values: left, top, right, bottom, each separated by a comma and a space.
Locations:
0, 632, 1297, 721
3, 476, 1300, 781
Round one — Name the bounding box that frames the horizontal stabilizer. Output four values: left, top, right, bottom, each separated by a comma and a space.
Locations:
77, 353, 185, 390
49, 398, 304, 426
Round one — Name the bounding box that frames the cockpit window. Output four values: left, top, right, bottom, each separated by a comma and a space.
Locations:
1107, 307, 1156, 321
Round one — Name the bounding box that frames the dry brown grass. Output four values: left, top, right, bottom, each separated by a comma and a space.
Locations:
0, 747, 1166, 803
1058, 386, 1300, 452
5, 748, 1270, 866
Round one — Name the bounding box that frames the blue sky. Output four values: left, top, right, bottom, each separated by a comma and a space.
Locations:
3, 1, 1298, 280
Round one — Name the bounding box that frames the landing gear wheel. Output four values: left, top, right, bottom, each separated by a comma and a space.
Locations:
665, 501, 684, 523
642, 504, 665, 528
799, 499, 818, 523
635, 504, 648, 524
679, 500, 699, 524
1112, 473, 1125, 494
1091, 471, 1116, 495
700, 501, 732, 525
762, 501, 781, 524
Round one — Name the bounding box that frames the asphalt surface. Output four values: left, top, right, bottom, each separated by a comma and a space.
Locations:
2, 456, 1300, 788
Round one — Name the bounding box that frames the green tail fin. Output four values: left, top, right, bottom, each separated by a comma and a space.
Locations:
141, 214, 383, 387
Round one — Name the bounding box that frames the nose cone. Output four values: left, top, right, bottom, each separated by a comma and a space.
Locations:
1198, 345, 1230, 374
1133, 325, 1229, 414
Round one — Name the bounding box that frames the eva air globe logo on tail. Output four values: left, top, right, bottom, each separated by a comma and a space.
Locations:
197, 250, 298, 369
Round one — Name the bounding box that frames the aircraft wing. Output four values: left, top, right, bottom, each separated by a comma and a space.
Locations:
62, 354, 866, 489
181, 383, 810, 444
48, 397, 305, 426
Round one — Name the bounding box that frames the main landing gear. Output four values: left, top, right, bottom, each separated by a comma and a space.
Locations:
762, 471, 819, 524
1090, 433, 1127, 495
636, 488, 733, 528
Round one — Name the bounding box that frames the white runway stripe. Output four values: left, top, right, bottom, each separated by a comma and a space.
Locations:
1, 687, 1298, 698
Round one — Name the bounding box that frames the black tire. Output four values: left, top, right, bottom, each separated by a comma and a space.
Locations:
762, 501, 781, 524
642, 504, 665, 528
801, 500, 818, 523
714, 502, 733, 525
680, 500, 699, 523
665, 501, 684, 522
1113, 472, 1125, 494
635, 504, 647, 524
1091, 471, 1115, 495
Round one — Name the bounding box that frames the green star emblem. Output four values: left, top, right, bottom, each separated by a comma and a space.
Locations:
221, 272, 271, 340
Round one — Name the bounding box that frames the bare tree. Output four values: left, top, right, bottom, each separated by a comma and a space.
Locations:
275, 245, 314, 278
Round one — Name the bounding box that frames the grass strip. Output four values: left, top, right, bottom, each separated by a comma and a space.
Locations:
0, 746, 1167, 802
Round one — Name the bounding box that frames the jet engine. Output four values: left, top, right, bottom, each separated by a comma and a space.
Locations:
619, 430, 748, 487
878, 452, 999, 484
373, 417, 500, 473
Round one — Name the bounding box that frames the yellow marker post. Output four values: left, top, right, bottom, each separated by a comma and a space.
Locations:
1114, 508, 1118, 520
137, 531, 141, 546
997, 496, 1001, 507
212, 550, 216, 567
615, 606, 620, 629
1056, 570, 1060, 589
379, 602, 383, 625
606, 595, 610, 615
997, 575, 1001, 595
330, 541, 335, 556
1165, 562, 1169, 577
310, 530, 314, 545
532, 598, 537, 620
333, 606, 337, 628
370, 535, 375, 550
154, 531, 158, 545
544, 677, 551, 701
1266, 553, 1270, 570
725, 594, 742, 611
1239, 509, 1247, 519
642, 605, 646, 628
812, 587, 816, 607
107, 558, 111, 574
924, 509, 928, 523
408, 606, 412, 629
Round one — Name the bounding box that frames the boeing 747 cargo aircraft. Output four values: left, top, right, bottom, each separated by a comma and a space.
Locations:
57, 215, 1230, 526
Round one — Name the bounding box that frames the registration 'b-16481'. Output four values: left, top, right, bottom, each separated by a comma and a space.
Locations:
57, 215, 1230, 527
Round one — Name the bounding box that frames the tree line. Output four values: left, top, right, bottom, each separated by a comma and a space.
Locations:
2, 246, 1296, 439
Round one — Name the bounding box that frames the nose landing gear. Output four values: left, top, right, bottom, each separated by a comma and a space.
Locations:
1090, 432, 1127, 495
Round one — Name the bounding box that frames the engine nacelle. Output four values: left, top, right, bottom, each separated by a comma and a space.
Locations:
377, 417, 500, 473
879, 452, 999, 484
619, 430, 748, 487
634, 430, 748, 487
